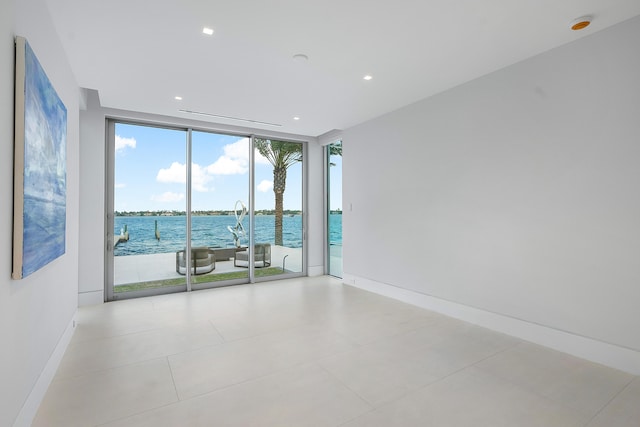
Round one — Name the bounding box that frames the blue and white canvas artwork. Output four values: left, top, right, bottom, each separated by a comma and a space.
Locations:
13, 37, 67, 279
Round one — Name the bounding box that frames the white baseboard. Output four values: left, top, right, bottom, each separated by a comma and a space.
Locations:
343, 273, 640, 375
13, 312, 77, 427
308, 265, 324, 277
78, 290, 104, 306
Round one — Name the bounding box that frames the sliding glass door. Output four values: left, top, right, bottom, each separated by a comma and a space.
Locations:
253, 138, 305, 279
190, 131, 249, 288
106, 122, 305, 300
327, 141, 342, 277
109, 123, 188, 297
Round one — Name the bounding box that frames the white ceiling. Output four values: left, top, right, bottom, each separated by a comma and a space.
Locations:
45, 0, 640, 137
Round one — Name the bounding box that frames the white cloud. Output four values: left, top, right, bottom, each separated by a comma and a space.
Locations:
207, 139, 249, 175
151, 192, 185, 203
191, 163, 212, 192
115, 135, 136, 153
115, 183, 126, 189
257, 180, 273, 192
157, 162, 186, 183
224, 138, 250, 159
156, 162, 212, 192
156, 138, 275, 193
206, 138, 271, 176
207, 156, 248, 175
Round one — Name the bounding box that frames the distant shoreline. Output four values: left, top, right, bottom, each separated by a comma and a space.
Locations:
114, 210, 342, 217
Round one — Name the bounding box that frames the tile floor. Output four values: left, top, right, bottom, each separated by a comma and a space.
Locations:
33, 276, 640, 426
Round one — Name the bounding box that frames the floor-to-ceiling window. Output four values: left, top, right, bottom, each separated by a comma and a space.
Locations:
108, 122, 188, 298
252, 137, 305, 279
190, 131, 250, 288
106, 121, 306, 300
327, 141, 342, 277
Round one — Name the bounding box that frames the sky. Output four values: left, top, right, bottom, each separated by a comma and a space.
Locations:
328, 145, 342, 211
114, 123, 342, 212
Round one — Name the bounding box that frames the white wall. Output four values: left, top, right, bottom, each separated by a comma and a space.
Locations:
0, 0, 80, 425
343, 16, 640, 372
307, 141, 325, 276
78, 100, 324, 303
77, 90, 106, 305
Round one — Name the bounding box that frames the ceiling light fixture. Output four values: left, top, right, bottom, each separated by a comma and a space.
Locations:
174, 96, 183, 101
292, 54, 308, 62
570, 16, 592, 30
178, 109, 282, 127
202, 27, 214, 35
293, 117, 300, 120
363, 75, 373, 81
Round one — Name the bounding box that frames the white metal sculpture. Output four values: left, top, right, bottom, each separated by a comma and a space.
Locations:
227, 200, 247, 247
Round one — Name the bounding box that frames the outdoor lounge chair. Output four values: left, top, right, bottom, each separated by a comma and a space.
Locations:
210, 246, 246, 261
176, 247, 215, 275
234, 243, 271, 268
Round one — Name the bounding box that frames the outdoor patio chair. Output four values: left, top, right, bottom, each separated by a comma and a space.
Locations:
234, 243, 271, 268
176, 247, 215, 275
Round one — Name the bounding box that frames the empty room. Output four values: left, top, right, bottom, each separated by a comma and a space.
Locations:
2, 0, 640, 426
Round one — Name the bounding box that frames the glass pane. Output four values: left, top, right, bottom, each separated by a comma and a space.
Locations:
328, 141, 343, 277
190, 131, 249, 285
254, 139, 303, 276
113, 123, 187, 293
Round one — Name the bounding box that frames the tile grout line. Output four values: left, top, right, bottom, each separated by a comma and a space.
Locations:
312, 362, 378, 427
315, 362, 375, 408
170, 359, 322, 402
207, 319, 227, 344
581, 377, 637, 427
94, 357, 186, 426
165, 356, 181, 402
469, 341, 627, 423
367, 339, 526, 411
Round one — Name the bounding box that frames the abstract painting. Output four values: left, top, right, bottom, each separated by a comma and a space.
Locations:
13, 36, 67, 279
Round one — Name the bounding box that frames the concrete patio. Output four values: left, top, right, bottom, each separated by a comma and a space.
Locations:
114, 245, 303, 286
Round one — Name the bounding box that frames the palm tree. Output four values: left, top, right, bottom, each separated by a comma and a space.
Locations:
328, 141, 342, 166
254, 138, 302, 246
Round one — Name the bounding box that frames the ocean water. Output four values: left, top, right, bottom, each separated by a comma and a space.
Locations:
114, 214, 342, 256
328, 214, 342, 246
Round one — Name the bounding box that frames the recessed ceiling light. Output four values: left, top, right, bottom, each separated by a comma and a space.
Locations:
293, 117, 300, 121
363, 75, 373, 81
570, 16, 592, 30
202, 27, 214, 35
292, 54, 308, 62
174, 96, 183, 101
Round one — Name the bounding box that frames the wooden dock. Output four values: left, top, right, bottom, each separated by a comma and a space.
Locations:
114, 231, 129, 247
